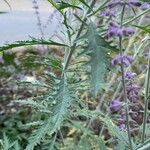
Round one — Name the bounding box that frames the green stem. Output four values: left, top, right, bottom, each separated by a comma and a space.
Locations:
63, 0, 97, 71
87, 0, 109, 17
142, 48, 150, 143
119, 4, 133, 150
119, 37, 133, 150
123, 7, 150, 25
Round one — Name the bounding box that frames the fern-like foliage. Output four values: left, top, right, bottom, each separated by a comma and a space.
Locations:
0, 133, 20, 150
25, 74, 72, 150
51, 74, 72, 128
83, 23, 115, 96
0, 38, 67, 52
15, 99, 50, 112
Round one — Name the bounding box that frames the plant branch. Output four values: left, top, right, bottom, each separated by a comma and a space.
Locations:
87, 0, 109, 17
142, 48, 150, 143
63, 0, 97, 71
119, 37, 133, 150
123, 8, 150, 25
119, 4, 133, 150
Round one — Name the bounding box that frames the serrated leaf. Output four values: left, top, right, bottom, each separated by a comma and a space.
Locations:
13, 141, 20, 150
0, 38, 67, 52
3, 133, 10, 150
14, 99, 48, 110
1, 133, 18, 150
83, 23, 113, 96
25, 74, 72, 150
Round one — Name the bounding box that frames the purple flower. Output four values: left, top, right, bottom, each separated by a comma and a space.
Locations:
119, 112, 126, 130
127, 84, 140, 95
101, 9, 116, 17
130, 103, 143, 124
119, 123, 126, 130
110, 99, 123, 112
131, 111, 143, 124
0, 55, 4, 64
107, 22, 122, 38
123, 27, 135, 36
108, 0, 123, 9
129, 0, 142, 7
131, 103, 142, 112
127, 84, 140, 102
112, 55, 134, 67
141, 2, 150, 10
108, 0, 141, 9
117, 71, 136, 81
120, 112, 126, 122
116, 28, 124, 37
107, 22, 135, 38
125, 71, 136, 80
144, 51, 150, 57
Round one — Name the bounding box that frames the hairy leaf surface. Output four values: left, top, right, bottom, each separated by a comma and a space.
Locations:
83, 23, 114, 96
25, 75, 72, 150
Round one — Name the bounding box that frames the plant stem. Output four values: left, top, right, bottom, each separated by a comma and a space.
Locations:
142, 48, 150, 143
63, 0, 97, 71
119, 4, 133, 150
119, 37, 133, 150
123, 7, 150, 25
87, 0, 109, 17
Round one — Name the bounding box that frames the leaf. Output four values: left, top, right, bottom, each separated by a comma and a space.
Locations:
77, 136, 92, 150
83, 23, 114, 96
3, 52, 15, 65
48, 0, 59, 10
79, 0, 92, 10
25, 74, 72, 150
66, 121, 107, 150
0, 38, 68, 52
14, 99, 48, 111
3, 133, 10, 150
51, 74, 72, 129
14, 141, 20, 150
135, 138, 150, 150
71, 0, 80, 5
0, 12, 8, 14
74, 109, 133, 149
98, 116, 137, 149
25, 119, 52, 150
136, 143, 150, 150
134, 25, 150, 33
57, 1, 82, 10
1, 133, 18, 150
